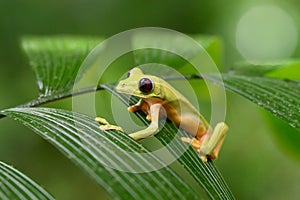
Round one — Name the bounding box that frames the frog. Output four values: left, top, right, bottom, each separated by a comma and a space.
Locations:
96, 67, 228, 162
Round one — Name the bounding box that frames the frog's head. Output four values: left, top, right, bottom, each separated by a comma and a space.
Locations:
115, 68, 163, 99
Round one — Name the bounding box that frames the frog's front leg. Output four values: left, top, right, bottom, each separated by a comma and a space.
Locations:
128, 99, 143, 112
199, 122, 228, 162
95, 117, 124, 132
129, 104, 162, 141
128, 99, 151, 121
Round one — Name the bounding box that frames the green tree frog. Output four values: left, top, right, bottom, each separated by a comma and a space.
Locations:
96, 68, 228, 162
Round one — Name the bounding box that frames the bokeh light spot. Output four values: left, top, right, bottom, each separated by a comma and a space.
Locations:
236, 5, 298, 63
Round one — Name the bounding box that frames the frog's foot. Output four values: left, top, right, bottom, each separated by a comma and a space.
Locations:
181, 137, 209, 162
181, 137, 200, 151
95, 117, 124, 132
128, 105, 140, 113
146, 114, 151, 121
99, 124, 124, 132
95, 117, 109, 125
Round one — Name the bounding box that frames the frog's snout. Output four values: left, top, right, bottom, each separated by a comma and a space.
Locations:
115, 81, 126, 93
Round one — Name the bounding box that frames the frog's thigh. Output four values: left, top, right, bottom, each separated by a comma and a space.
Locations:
179, 114, 205, 137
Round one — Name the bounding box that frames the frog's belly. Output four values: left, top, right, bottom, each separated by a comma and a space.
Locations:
163, 103, 206, 138
178, 114, 206, 138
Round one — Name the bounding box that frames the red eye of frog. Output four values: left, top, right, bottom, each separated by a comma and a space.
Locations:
138, 78, 154, 93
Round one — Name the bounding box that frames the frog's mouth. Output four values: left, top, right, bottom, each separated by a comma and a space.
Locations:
114, 83, 127, 94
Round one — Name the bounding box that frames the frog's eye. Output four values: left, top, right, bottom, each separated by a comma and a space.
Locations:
138, 78, 154, 93
127, 69, 133, 77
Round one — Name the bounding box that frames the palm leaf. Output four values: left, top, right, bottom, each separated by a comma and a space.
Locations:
2, 107, 202, 199
0, 161, 55, 200
204, 74, 300, 131
231, 59, 300, 78
22, 36, 102, 96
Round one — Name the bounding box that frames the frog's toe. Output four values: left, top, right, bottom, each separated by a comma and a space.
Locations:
99, 125, 110, 130
95, 117, 109, 125
200, 154, 208, 163
128, 105, 141, 113
181, 137, 192, 143
99, 124, 124, 132
181, 137, 210, 162
128, 106, 135, 112
146, 115, 151, 121
181, 137, 201, 151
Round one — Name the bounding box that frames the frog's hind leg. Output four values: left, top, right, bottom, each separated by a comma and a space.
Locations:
179, 114, 207, 155
177, 114, 207, 137
200, 122, 228, 161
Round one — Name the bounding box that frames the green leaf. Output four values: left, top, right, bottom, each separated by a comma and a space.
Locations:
228, 61, 300, 158
2, 107, 201, 200
204, 74, 300, 131
0, 161, 55, 200
103, 83, 234, 200
22, 36, 101, 96
266, 63, 300, 80
21, 35, 221, 99
231, 59, 300, 77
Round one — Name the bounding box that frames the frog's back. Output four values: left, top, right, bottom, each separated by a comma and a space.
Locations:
158, 78, 200, 117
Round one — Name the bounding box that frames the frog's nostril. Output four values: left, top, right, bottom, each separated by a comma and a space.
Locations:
122, 83, 126, 87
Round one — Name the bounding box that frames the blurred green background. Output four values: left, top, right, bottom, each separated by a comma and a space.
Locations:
1, 0, 300, 199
